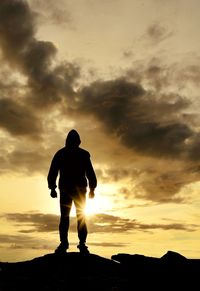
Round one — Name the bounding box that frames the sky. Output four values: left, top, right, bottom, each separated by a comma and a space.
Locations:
0, 0, 200, 262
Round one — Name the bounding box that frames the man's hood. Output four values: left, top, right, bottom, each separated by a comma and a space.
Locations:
65, 129, 81, 148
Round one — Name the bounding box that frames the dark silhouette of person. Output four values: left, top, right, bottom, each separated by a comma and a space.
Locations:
47, 129, 97, 254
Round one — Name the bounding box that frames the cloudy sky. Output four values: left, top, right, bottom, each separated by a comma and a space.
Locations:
0, 0, 200, 262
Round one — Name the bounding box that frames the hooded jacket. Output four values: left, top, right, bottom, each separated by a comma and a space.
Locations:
47, 130, 97, 191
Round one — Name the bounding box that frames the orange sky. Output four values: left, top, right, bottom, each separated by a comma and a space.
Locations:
0, 0, 200, 262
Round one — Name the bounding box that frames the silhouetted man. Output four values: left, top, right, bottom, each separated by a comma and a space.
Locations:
47, 129, 97, 254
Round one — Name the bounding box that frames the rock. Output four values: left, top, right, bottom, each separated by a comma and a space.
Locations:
0, 251, 200, 290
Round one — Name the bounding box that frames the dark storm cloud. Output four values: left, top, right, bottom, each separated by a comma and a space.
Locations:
100, 160, 200, 204
76, 70, 200, 202
0, 0, 79, 109
134, 165, 200, 203
0, 98, 41, 138
2, 212, 198, 234
78, 78, 193, 158
141, 61, 200, 94
4, 148, 50, 174
0, 0, 200, 207
0, 0, 80, 145
121, 172, 188, 204
0, 0, 35, 56
0, 0, 197, 155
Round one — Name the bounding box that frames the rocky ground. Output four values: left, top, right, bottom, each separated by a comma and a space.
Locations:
0, 250, 199, 290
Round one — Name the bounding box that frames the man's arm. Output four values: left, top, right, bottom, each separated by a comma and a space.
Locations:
85, 153, 97, 198
47, 153, 59, 191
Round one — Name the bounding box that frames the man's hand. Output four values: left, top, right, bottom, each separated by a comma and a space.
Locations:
50, 189, 57, 198
89, 189, 95, 199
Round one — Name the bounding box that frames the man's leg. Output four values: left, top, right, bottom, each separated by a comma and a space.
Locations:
74, 188, 89, 253
55, 192, 72, 253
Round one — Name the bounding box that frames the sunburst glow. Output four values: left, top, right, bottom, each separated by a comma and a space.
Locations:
84, 197, 103, 215
69, 187, 113, 217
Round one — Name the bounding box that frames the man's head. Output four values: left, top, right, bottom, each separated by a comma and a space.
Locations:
65, 129, 81, 147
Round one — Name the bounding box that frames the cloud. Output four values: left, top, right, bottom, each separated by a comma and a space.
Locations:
3, 212, 59, 233
0, 0, 200, 207
0, 134, 56, 175
0, 233, 54, 250
134, 164, 200, 203
89, 242, 126, 248
5, 148, 50, 174
0, 233, 126, 251
122, 22, 173, 60
0, 98, 41, 138
0, 0, 80, 111
74, 62, 200, 202
98, 157, 200, 203
29, 0, 72, 26
78, 78, 193, 159
147, 22, 173, 44
0, 0, 57, 106
2, 212, 198, 234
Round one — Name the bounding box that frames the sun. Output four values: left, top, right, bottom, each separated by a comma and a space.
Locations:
69, 193, 106, 216
84, 192, 112, 216
84, 198, 100, 215
70, 185, 114, 216
84, 183, 118, 216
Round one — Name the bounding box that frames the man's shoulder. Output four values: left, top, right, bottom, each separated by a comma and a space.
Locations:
54, 147, 66, 157
78, 147, 90, 157
54, 147, 90, 158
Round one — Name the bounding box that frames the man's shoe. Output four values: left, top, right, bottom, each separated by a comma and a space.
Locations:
54, 243, 68, 254
77, 244, 90, 254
